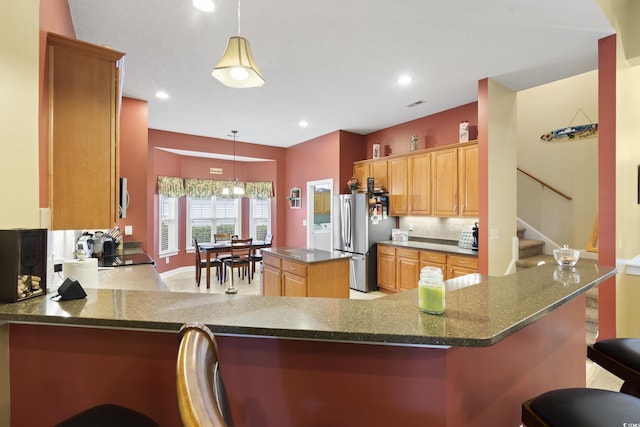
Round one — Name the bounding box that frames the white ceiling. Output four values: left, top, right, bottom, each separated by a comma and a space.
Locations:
67, 0, 613, 148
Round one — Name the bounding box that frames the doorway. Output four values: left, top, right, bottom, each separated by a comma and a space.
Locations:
306, 179, 333, 251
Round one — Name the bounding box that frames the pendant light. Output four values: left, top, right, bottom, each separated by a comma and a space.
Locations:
222, 130, 244, 197
212, 0, 264, 88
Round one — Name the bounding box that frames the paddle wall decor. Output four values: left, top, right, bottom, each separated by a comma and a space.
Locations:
540, 108, 598, 142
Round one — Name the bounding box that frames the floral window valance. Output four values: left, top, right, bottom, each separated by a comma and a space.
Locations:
245, 181, 274, 199
184, 178, 273, 199
157, 176, 185, 198
184, 178, 231, 198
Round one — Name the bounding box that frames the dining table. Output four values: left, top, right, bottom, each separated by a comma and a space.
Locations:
198, 240, 271, 288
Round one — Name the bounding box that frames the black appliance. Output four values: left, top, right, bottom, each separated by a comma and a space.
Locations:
0, 229, 47, 302
472, 222, 479, 251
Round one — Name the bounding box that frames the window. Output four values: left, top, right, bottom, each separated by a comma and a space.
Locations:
187, 196, 241, 250
250, 198, 271, 241
159, 194, 179, 255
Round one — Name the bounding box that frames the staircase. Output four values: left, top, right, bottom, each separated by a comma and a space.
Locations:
516, 226, 598, 344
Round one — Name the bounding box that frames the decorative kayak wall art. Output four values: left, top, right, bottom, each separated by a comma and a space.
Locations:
540, 108, 598, 142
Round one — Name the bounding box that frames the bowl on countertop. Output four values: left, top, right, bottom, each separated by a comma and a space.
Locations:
553, 244, 580, 269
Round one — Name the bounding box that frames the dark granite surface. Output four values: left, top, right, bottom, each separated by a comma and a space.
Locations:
379, 240, 478, 256
0, 261, 615, 347
262, 247, 351, 263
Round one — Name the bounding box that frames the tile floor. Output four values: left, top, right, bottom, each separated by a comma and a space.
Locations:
161, 267, 624, 392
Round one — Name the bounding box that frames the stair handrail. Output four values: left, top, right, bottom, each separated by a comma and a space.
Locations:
517, 167, 572, 200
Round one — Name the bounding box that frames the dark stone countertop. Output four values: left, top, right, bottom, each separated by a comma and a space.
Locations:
379, 240, 479, 256
0, 261, 615, 348
262, 247, 351, 263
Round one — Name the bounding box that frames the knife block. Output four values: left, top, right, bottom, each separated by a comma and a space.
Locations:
0, 229, 48, 303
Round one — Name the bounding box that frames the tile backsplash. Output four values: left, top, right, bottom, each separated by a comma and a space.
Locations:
399, 216, 478, 241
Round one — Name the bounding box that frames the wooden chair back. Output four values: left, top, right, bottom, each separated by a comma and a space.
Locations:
177, 322, 232, 427
230, 238, 252, 259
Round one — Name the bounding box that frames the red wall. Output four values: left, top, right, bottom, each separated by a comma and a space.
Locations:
9, 324, 179, 426
284, 131, 342, 248
119, 97, 149, 248
38, 0, 76, 207
365, 102, 478, 159
597, 34, 617, 339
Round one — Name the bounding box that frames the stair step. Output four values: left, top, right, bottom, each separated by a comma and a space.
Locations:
519, 238, 545, 259
517, 226, 526, 240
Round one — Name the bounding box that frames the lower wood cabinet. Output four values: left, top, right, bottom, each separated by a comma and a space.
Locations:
262, 252, 349, 298
448, 254, 479, 278
377, 244, 478, 292
377, 245, 397, 291
396, 248, 420, 291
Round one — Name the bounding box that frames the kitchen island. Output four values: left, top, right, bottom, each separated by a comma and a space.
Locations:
261, 247, 350, 298
0, 261, 615, 426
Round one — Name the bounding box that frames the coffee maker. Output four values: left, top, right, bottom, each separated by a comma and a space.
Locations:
472, 222, 479, 251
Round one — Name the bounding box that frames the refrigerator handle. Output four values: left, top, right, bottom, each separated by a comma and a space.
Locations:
345, 197, 352, 248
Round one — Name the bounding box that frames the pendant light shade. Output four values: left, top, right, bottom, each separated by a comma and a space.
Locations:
212, 36, 264, 88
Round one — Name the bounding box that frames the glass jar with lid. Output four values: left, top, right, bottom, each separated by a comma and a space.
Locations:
418, 266, 445, 314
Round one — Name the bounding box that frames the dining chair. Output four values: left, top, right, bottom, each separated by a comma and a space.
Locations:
223, 238, 253, 286
194, 238, 221, 286
249, 233, 272, 280
177, 322, 233, 427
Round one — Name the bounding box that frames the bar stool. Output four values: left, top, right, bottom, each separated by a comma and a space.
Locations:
522, 387, 640, 426
587, 338, 640, 397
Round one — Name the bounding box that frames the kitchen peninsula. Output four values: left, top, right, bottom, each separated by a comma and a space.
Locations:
0, 261, 615, 426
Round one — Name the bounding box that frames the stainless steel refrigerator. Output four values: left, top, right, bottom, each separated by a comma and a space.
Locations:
333, 193, 396, 292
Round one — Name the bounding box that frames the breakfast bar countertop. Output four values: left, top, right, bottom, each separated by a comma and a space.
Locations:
0, 260, 615, 348
261, 247, 351, 263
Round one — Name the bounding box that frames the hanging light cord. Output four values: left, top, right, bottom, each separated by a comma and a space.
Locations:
237, 0, 241, 35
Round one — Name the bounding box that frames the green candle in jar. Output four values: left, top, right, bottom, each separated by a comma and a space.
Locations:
418, 267, 445, 315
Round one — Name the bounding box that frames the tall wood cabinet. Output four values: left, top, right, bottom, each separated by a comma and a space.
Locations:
388, 157, 408, 216
431, 147, 458, 216
458, 143, 479, 217
47, 33, 125, 230
408, 152, 431, 215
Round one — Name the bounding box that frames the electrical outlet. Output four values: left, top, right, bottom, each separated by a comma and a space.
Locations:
408, 224, 413, 231
165, 257, 170, 264
124, 225, 133, 235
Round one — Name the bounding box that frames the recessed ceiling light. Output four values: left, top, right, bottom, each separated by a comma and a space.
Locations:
397, 75, 414, 86
155, 91, 170, 99
299, 120, 309, 128
193, 0, 215, 12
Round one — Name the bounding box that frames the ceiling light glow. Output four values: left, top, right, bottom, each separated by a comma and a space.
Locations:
193, 0, 215, 12
397, 75, 414, 86
155, 91, 170, 99
299, 120, 308, 128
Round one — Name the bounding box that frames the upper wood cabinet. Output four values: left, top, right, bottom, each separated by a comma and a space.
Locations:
388, 157, 408, 216
351, 141, 478, 218
47, 33, 125, 230
458, 143, 479, 217
353, 159, 388, 191
431, 147, 459, 216
408, 152, 431, 215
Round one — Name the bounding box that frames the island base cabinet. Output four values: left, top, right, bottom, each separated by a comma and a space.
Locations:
261, 252, 349, 298
262, 264, 282, 296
